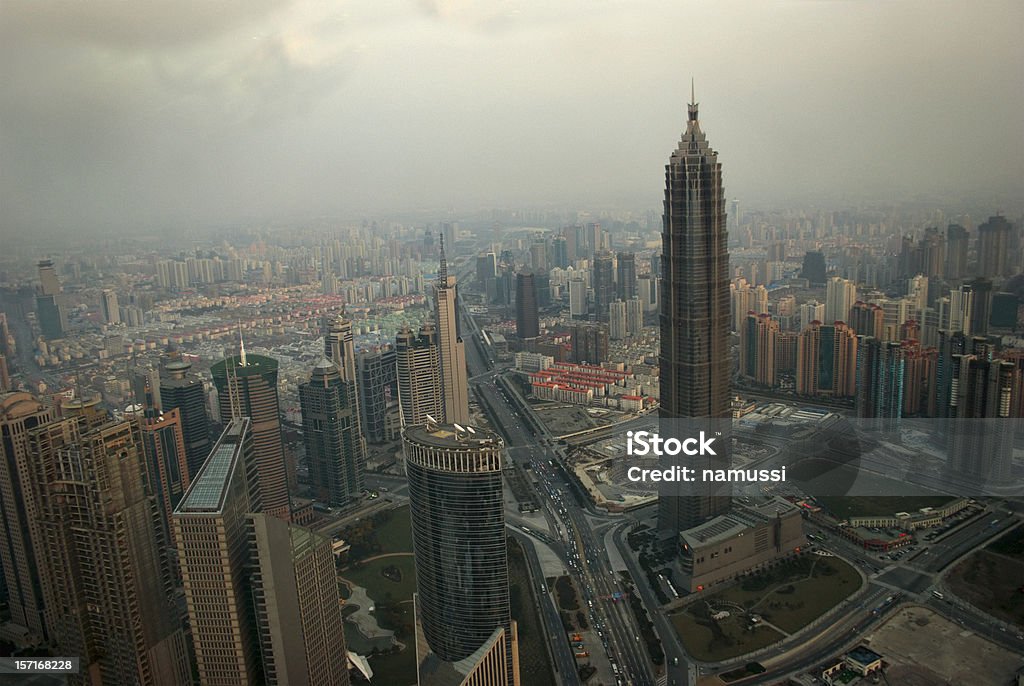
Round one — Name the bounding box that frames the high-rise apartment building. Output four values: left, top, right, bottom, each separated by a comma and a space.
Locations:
825, 277, 857, 325
799, 300, 825, 332
435, 236, 470, 425
101, 289, 120, 325
592, 251, 615, 322
848, 301, 885, 339
796, 322, 858, 398
741, 313, 778, 387
568, 277, 587, 318
570, 322, 609, 365
637, 274, 658, 312
403, 422, 519, 686
0, 393, 56, 639
658, 91, 732, 533
36, 259, 67, 340
515, 272, 540, 339
616, 252, 637, 301
946, 224, 969, 279
299, 360, 364, 507
855, 338, 906, 434
977, 215, 1014, 278
396, 324, 444, 426
31, 408, 191, 685
609, 300, 628, 341
210, 349, 291, 521
160, 354, 212, 479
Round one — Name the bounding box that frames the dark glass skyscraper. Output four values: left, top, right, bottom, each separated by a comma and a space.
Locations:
403, 422, 519, 685
159, 355, 212, 479
658, 92, 732, 534
299, 360, 364, 507
515, 272, 539, 339
592, 251, 615, 322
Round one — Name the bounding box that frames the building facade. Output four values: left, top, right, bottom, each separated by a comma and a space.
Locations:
403, 423, 519, 686
658, 92, 732, 534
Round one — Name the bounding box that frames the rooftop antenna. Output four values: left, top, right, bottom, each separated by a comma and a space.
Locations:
238, 320, 247, 367
688, 77, 699, 122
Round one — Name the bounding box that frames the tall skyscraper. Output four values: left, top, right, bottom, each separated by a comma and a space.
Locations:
31, 407, 191, 685
321, 314, 368, 486
800, 251, 827, 286
174, 420, 263, 686
299, 360, 364, 507
568, 277, 587, 318
137, 403, 191, 587
945, 357, 1016, 484
855, 337, 906, 434
799, 300, 825, 331
977, 215, 1014, 278
0, 393, 56, 640
658, 90, 732, 533
946, 224, 969, 279
210, 345, 291, 521
515, 272, 540, 339
403, 422, 519, 686
35, 259, 67, 340
357, 348, 398, 443
609, 300, 628, 340
591, 251, 615, 322
616, 252, 637, 301
435, 236, 470, 425
247, 513, 351, 686
396, 324, 444, 426
740, 312, 779, 387
159, 354, 212, 479
637, 274, 658, 312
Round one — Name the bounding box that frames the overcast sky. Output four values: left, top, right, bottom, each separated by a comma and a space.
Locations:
2, 1, 1022, 236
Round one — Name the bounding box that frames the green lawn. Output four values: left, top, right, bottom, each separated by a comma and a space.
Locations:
341, 553, 418, 685
669, 556, 862, 661
670, 612, 783, 663
374, 505, 414, 554
342, 554, 417, 603
815, 495, 954, 520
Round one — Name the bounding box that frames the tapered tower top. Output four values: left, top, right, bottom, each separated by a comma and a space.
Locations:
688, 77, 698, 122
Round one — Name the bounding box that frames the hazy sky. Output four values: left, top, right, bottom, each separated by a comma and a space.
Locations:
2, 1, 1022, 235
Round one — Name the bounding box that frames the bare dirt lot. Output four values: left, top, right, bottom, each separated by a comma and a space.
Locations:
866, 606, 1022, 686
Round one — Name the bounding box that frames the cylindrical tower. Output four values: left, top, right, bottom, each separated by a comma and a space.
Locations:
403, 422, 515, 683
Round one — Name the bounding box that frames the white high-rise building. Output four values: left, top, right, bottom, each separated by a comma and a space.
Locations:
825, 277, 857, 324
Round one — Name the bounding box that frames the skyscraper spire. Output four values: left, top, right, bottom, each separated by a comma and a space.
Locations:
688, 77, 698, 122
238, 321, 247, 367
438, 231, 448, 287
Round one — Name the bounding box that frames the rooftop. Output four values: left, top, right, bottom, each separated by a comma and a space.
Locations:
403, 422, 503, 450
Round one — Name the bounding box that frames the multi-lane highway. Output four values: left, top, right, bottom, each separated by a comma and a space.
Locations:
462, 302, 657, 685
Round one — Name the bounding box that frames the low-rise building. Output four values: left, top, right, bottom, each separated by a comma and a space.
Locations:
679, 496, 805, 592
